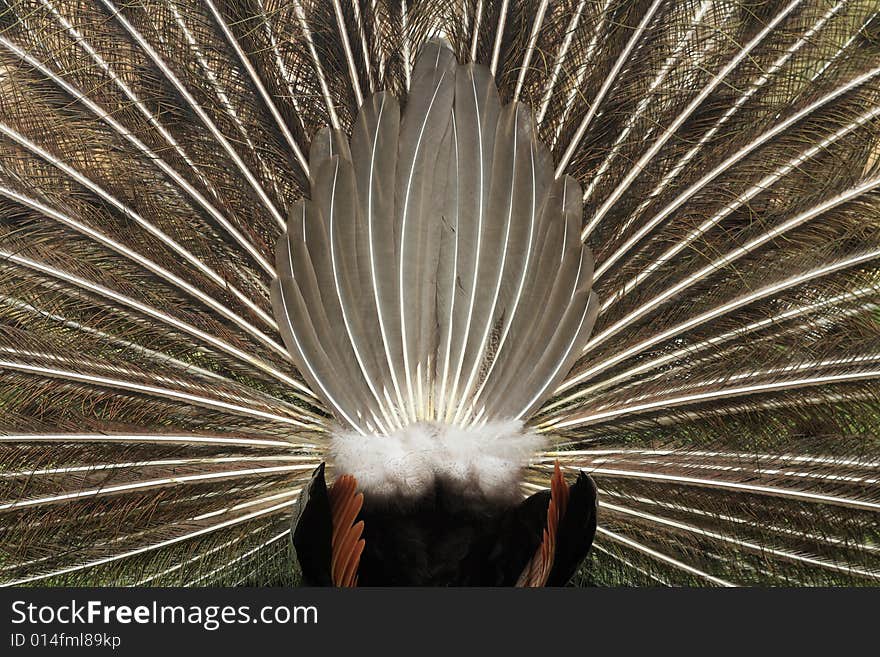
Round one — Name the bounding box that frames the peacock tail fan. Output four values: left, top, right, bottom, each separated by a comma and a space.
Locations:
0, 0, 878, 586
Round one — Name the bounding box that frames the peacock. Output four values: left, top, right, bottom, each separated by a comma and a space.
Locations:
0, 0, 878, 586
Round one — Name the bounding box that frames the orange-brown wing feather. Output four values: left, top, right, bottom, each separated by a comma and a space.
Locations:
516, 461, 570, 587
328, 474, 365, 587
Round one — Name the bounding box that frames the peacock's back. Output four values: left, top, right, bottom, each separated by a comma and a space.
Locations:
0, 0, 878, 586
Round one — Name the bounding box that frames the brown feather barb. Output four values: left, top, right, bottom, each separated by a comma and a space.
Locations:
0, 0, 878, 586
328, 474, 364, 588
517, 461, 571, 587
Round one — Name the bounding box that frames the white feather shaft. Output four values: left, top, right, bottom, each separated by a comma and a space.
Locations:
98, 0, 287, 228
581, 0, 804, 238
0, 249, 311, 395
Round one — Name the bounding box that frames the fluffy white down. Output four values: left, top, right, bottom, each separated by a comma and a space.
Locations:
330, 420, 545, 501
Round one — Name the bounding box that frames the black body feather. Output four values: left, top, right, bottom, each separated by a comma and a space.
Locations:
292, 463, 597, 586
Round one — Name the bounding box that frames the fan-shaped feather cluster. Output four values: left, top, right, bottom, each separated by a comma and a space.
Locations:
0, 0, 878, 586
